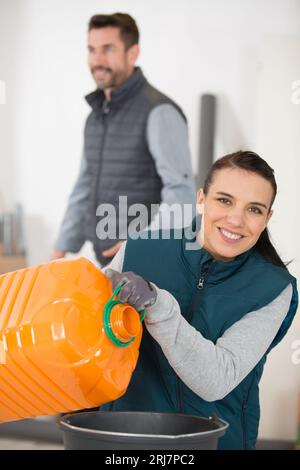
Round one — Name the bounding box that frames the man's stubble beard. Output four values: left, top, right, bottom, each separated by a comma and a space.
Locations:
92, 67, 129, 91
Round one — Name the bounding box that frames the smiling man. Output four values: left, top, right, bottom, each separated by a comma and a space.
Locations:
52, 13, 195, 266
88, 25, 137, 97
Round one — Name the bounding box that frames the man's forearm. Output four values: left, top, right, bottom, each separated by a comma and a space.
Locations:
54, 155, 90, 253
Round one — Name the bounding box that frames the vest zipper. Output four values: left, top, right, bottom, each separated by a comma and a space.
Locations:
176, 378, 184, 413
197, 264, 211, 289
240, 372, 257, 449
176, 259, 214, 412
241, 401, 247, 449
102, 99, 110, 115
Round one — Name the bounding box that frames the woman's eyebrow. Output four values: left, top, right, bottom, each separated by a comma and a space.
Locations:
216, 192, 268, 210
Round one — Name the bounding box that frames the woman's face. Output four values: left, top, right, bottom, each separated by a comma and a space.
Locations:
197, 168, 274, 262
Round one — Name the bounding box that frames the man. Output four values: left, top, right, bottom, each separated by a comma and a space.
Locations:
52, 13, 195, 266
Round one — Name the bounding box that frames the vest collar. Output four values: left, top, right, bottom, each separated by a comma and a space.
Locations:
85, 67, 146, 110
182, 215, 254, 283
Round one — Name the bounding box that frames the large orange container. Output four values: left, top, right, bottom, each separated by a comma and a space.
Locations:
0, 257, 143, 423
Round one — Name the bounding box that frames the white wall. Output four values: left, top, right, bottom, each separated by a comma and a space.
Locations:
0, 0, 299, 441
256, 36, 300, 440
0, 0, 24, 212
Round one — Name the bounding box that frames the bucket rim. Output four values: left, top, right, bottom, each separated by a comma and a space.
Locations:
58, 411, 229, 440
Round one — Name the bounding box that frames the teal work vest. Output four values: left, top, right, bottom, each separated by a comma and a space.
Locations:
102, 226, 298, 449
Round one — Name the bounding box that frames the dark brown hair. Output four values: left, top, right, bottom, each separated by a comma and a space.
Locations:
88, 13, 139, 50
203, 150, 289, 269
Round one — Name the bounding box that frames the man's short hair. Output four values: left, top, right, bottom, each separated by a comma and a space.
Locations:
88, 13, 139, 50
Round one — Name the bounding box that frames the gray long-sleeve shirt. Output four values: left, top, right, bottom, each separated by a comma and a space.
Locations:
55, 104, 195, 252
102, 241, 293, 402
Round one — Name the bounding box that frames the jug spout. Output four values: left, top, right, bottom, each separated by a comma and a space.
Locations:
110, 304, 142, 343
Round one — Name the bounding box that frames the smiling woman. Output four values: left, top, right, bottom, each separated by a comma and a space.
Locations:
196, 151, 278, 263
99, 150, 298, 450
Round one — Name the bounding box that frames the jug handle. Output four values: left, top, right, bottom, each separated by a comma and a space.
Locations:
103, 285, 146, 348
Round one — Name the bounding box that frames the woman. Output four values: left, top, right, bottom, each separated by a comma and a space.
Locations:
102, 151, 298, 450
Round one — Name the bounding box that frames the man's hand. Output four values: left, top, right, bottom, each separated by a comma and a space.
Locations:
105, 269, 157, 311
51, 250, 66, 260
102, 241, 124, 259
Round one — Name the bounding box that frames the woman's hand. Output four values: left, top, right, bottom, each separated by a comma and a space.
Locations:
105, 269, 157, 311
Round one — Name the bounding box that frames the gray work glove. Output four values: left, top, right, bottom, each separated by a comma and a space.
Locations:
105, 269, 157, 311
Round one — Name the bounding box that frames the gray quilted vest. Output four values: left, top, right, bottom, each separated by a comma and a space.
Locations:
83, 67, 186, 266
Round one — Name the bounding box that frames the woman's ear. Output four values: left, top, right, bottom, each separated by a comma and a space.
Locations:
196, 188, 205, 214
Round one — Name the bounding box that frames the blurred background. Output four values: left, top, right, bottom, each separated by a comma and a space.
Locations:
0, 0, 299, 448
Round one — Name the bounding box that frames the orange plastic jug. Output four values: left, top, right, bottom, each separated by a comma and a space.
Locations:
0, 257, 143, 423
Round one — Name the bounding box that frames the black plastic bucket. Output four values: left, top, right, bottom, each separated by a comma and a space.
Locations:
58, 411, 229, 450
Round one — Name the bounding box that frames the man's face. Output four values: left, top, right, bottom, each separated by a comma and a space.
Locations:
88, 27, 139, 90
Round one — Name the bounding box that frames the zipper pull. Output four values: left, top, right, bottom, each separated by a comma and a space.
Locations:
102, 100, 110, 114
197, 262, 213, 289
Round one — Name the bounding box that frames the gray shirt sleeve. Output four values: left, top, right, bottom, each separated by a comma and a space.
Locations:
145, 284, 293, 402
101, 241, 127, 274
54, 154, 90, 253
102, 242, 293, 402
146, 104, 196, 229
